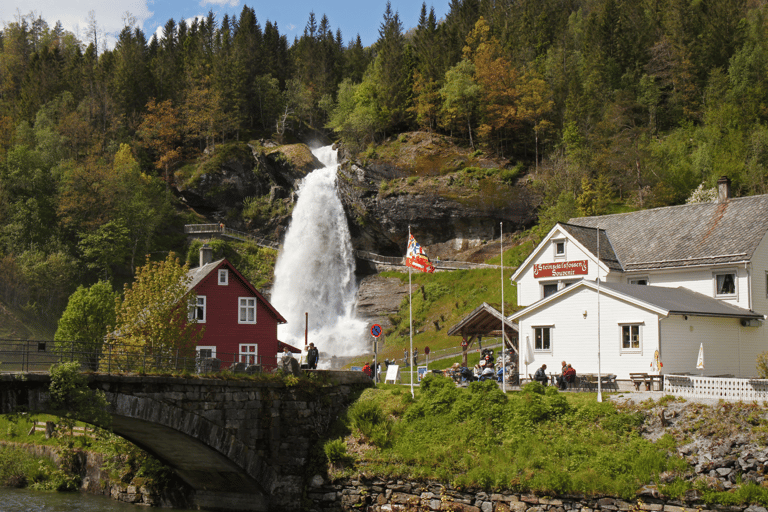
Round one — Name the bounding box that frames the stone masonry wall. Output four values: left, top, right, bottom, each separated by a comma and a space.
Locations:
306, 477, 768, 512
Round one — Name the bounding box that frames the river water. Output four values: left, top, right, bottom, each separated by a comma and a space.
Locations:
0, 486, 203, 511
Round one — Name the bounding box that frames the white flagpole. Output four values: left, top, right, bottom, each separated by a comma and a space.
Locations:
501, 222, 505, 393
408, 226, 415, 398
596, 225, 603, 403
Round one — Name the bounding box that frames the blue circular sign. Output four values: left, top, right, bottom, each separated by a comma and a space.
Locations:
371, 324, 382, 338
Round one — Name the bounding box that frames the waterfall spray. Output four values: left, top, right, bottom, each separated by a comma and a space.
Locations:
270, 146, 366, 361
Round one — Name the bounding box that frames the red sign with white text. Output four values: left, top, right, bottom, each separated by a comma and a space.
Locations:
533, 260, 588, 278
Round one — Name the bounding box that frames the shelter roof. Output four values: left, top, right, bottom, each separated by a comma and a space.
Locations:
447, 302, 518, 337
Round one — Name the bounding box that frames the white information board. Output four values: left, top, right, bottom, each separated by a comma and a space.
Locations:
384, 364, 400, 384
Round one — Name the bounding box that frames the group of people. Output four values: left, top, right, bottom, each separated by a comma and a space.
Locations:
533, 361, 576, 390
403, 348, 419, 367
280, 342, 320, 373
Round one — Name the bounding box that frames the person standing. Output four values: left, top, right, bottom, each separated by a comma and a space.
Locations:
307, 343, 319, 369
413, 348, 418, 366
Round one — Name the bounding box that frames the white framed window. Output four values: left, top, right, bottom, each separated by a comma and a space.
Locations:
620, 324, 641, 353
553, 239, 566, 258
628, 277, 649, 285
534, 326, 552, 352
218, 269, 228, 285
196, 345, 216, 358
189, 296, 206, 323
541, 279, 577, 299
239, 297, 257, 324
542, 282, 559, 298
239, 343, 258, 364
714, 271, 737, 297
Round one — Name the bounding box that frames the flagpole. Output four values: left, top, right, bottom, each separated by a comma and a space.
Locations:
596, 225, 603, 403
500, 222, 505, 393
408, 226, 415, 398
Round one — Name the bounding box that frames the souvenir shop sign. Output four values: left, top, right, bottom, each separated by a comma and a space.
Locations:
533, 260, 588, 278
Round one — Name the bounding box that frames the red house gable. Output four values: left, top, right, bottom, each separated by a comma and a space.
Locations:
187, 252, 286, 370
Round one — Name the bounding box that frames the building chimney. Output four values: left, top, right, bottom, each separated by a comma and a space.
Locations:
717, 176, 731, 203
199, 244, 213, 267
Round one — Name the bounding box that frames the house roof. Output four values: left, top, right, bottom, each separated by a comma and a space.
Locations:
447, 302, 518, 337
567, 194, 768, 272
187, 258, 287, 324
510, 279, 764, 321
558, 224, 623, 271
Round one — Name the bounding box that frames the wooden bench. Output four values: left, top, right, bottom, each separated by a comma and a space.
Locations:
630, 372, 651, 391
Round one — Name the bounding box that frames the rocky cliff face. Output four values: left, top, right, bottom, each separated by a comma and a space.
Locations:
175, 133, 538, 261
335, 133, 537, 259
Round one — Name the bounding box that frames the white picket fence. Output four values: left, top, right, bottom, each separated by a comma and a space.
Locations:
664, 374, 768, 402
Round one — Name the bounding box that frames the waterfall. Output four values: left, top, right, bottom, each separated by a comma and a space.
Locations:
270, 146, 367, 362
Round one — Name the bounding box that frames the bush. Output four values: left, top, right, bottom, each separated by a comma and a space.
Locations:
348, 400, 392, 447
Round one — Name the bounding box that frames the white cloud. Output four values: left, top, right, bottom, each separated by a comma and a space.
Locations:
199, 0, 239, 6
0, 1, 153, 51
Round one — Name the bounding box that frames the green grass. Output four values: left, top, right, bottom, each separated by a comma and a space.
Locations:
332, 380, 694, 499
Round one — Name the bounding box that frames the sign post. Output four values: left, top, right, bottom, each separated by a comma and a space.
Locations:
371, 324, 382, 383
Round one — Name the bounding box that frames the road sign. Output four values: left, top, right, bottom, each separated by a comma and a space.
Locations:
371, 324, 382, 338
424, 346, 430, 355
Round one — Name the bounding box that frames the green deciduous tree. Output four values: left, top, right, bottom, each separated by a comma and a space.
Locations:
105, 254, 203, 372
55, 281, 117, 370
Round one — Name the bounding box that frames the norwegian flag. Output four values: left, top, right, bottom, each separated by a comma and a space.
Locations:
406, 234, 435, 273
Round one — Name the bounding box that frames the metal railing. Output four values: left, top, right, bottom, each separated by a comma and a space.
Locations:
184, 224, 279, 250
0, 339, 279, 375
184, 224, 501, 270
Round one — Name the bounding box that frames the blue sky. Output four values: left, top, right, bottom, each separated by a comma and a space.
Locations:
1, 0, 449, 50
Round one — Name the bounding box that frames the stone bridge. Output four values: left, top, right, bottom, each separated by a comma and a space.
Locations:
0, 371, 371, 511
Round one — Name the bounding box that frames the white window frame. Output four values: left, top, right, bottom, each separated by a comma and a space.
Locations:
238, 297, 257, 324
533, 326, 553, 353
553, 238, 566, 259
196, 345, 216, 359
218, 268, 228, 285
189, 296, 206, 323
540, 279, 577, 299
619, 323, 642, 353
628, 276, 649, 285
713, 270, 737, 298
239, 343, 258, 365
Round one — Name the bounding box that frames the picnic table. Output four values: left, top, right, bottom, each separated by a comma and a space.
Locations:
630, 373, 663, 391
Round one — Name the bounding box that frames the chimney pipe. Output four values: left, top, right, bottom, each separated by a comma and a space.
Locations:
717, 176, 731, 203
199, 244, 213, 267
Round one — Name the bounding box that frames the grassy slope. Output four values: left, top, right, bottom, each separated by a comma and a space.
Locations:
336, 382, 768, 505
351, 234, 537, 368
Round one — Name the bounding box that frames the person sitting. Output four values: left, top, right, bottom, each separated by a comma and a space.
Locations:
561, 364, 577, 389
533, 364, 549, 386
555, 360, 568, 389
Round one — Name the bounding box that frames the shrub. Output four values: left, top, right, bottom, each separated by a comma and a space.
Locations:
348, 400, 392, 447
324, 438, 353, 465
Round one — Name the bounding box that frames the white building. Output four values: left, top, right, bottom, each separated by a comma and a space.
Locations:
510, 177, 768, 380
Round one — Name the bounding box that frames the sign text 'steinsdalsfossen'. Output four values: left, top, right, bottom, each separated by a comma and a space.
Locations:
533, 260, 588, 278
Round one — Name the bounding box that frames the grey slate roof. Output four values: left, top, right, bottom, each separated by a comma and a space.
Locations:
567, 194, 768, 271
596, 281, 763, 319
559, 224, 623, 271
186, 258, 225, 291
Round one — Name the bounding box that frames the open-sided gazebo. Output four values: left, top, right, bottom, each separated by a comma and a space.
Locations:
447, 302, 518, 367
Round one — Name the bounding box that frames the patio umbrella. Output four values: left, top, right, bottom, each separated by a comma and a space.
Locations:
522, 335, 535, 377
651, 349, 663, 372
696, 343, 705, 371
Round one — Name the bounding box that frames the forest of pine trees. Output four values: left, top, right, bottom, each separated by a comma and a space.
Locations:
1, 0, 768, 328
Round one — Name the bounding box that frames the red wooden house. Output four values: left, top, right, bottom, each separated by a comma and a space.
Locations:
187, 245, 288, 369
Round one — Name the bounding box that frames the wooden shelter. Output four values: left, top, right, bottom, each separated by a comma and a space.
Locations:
447, 302, 518, 367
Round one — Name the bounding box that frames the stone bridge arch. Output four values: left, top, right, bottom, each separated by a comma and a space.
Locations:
0, 372, 370, 511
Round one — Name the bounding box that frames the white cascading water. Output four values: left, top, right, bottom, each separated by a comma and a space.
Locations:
270, 146, 367, 363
